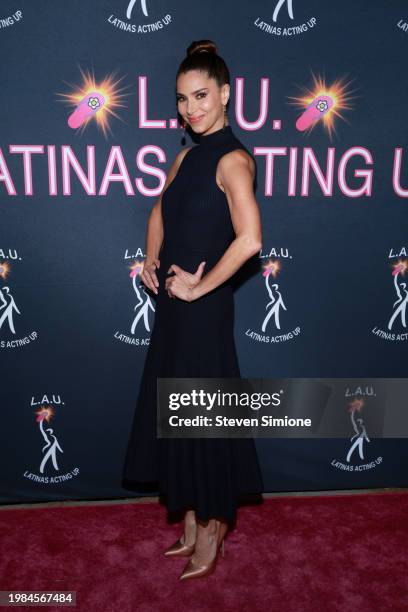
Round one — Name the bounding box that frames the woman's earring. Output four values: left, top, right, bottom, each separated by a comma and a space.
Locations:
222, 106, 226, 131
181, 121, 186, 146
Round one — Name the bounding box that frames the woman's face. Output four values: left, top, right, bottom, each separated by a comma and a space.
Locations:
176, 69, 229, 134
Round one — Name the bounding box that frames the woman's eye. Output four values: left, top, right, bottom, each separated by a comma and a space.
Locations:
176, 94, 206, 103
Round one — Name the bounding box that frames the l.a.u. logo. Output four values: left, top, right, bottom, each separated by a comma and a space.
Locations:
372, 252, 408, 342
107, 0, 172, 34
129, 260, 155, 334
126, 0, 148, 19
261, 259, 287, 332
0, 285, 21, 335
0, 261, 20, 334
22, 397, 80, 485
388, 259, 408, 330
0, 257, 39, 349
244, 254, 301, 344
253, 0, 316, 38
330, 396, 383, 474
345, 400, 370, 463
273, 0, 294, 22
113, 252, 154, 347
35, 405, 64, 474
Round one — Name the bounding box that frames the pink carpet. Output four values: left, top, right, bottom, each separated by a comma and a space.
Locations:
1, 492, 407, 611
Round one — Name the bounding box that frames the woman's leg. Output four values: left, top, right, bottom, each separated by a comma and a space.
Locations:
180, 519, 228, 580
178, 517, 229, 579
181, 508, 197, 545
193, 518, 228, 562
164, 507, 197, 556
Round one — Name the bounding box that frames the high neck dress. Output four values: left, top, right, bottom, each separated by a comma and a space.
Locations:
122, 124, 263, 525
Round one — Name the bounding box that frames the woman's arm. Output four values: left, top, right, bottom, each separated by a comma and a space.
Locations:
142, 147, 192, 294
190, 149, 262, 301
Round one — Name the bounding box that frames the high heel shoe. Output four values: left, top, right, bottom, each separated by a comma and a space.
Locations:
179, 522, 228, 580
164, 533, 195, 557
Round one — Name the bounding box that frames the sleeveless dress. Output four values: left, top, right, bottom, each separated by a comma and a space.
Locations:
122, 125, 263, 525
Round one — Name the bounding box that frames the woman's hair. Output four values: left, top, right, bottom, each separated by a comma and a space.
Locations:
176, 39, 230, 91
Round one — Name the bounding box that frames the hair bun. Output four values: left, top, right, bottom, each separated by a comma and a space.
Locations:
186, 40, 217, 57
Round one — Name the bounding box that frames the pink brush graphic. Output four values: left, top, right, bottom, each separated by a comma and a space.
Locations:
262, 259, 280, 278
296, 95, 334, 131
392, 262, 406, 277
130, 265, 143, 278
67, 91, 106, 129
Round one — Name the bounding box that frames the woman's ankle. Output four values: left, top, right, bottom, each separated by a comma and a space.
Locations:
183, 509, 197, 544
184, 509, 196, 525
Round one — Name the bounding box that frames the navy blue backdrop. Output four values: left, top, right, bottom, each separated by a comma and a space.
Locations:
1, 0, 407, 503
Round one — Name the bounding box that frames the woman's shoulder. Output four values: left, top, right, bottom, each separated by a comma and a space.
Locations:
218, 146, 255, 175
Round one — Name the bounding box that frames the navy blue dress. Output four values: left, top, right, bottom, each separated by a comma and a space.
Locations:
122, 125, 263, 525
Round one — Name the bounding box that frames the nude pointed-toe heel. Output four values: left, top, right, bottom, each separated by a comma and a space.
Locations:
164, 534, 195, 557
179, 523, 227, 580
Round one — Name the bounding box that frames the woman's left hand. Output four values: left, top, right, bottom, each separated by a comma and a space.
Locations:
165, 261, 206, 301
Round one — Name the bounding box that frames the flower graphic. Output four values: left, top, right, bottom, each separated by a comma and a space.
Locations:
88, 96, 100, 109
316, 99, 328, 113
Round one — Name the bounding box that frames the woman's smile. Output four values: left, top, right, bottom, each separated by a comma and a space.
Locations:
188, 115, 205, 124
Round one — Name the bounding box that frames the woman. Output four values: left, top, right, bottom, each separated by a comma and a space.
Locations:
122, 39, 264, 580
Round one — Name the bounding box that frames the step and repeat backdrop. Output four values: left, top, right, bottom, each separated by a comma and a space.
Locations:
1, 0, 408, 503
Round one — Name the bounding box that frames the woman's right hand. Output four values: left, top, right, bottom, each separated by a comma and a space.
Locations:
142, 258, 160, 295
